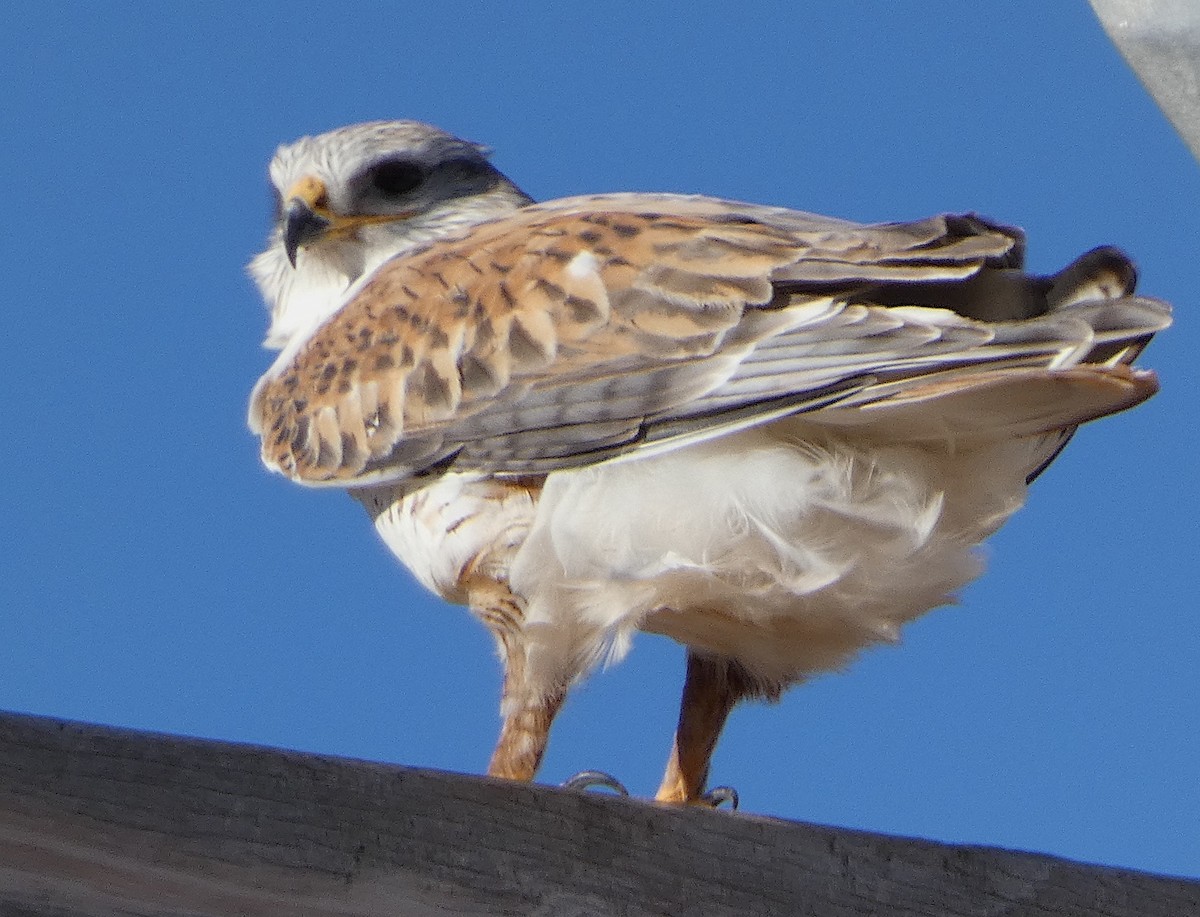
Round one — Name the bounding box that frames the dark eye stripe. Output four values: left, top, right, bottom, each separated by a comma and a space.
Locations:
369, 159, 425, 197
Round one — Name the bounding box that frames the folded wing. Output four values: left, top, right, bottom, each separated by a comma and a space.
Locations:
248, 194, 1170, 486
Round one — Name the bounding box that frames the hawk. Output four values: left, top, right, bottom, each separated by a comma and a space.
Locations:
248, 120, 1169, 805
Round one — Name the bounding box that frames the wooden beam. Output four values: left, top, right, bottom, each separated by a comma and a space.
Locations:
1, 710, 1195, 916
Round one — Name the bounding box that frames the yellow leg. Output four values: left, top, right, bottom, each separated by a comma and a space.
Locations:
656, 652, 750, 804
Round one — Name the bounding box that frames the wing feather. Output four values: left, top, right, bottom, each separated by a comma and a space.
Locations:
249, 194, 1168, 486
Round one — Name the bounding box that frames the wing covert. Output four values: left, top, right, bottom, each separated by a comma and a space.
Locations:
249, 194, 1164, 487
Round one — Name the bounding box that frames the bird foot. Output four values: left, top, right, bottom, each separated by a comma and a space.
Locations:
562, 771, 736, 809
561, 770, 630, 796
700, 785, 739, 810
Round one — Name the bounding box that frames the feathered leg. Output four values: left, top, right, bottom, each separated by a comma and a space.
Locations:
487, 658, 565, 781
471, 580, 564, 781
656, 651, 754, 804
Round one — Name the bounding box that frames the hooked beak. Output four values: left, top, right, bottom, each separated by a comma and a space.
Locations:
283, 197, 332, 267
282, 176, 333, 267
279, 173, 417, 268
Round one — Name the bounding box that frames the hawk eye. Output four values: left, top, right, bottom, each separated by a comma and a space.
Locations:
368, 159, 425, 197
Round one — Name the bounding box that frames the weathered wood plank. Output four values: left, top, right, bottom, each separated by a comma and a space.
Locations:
0, 710, 1196, 916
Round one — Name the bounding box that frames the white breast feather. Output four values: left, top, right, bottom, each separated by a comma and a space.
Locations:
355, 476, 537, 603
371, 420, 1050, 700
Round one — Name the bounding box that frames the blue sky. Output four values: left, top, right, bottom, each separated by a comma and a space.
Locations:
3, 3, 1197, 881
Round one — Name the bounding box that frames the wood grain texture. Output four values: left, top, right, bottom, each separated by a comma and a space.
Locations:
1, 709, 1196, 917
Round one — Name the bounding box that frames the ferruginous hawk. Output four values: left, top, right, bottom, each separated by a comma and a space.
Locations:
248, 120, 1170, 805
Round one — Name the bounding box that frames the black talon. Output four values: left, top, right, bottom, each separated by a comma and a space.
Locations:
701, 785, 739, 810
561, 770, 630, 796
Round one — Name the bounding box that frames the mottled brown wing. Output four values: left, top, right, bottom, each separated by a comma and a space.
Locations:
248, 195, 1034, 486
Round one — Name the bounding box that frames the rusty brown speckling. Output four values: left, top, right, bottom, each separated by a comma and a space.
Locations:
254, 197, 829, 483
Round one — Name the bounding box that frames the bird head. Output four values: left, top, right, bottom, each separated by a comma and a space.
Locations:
249, 120, 532, 350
